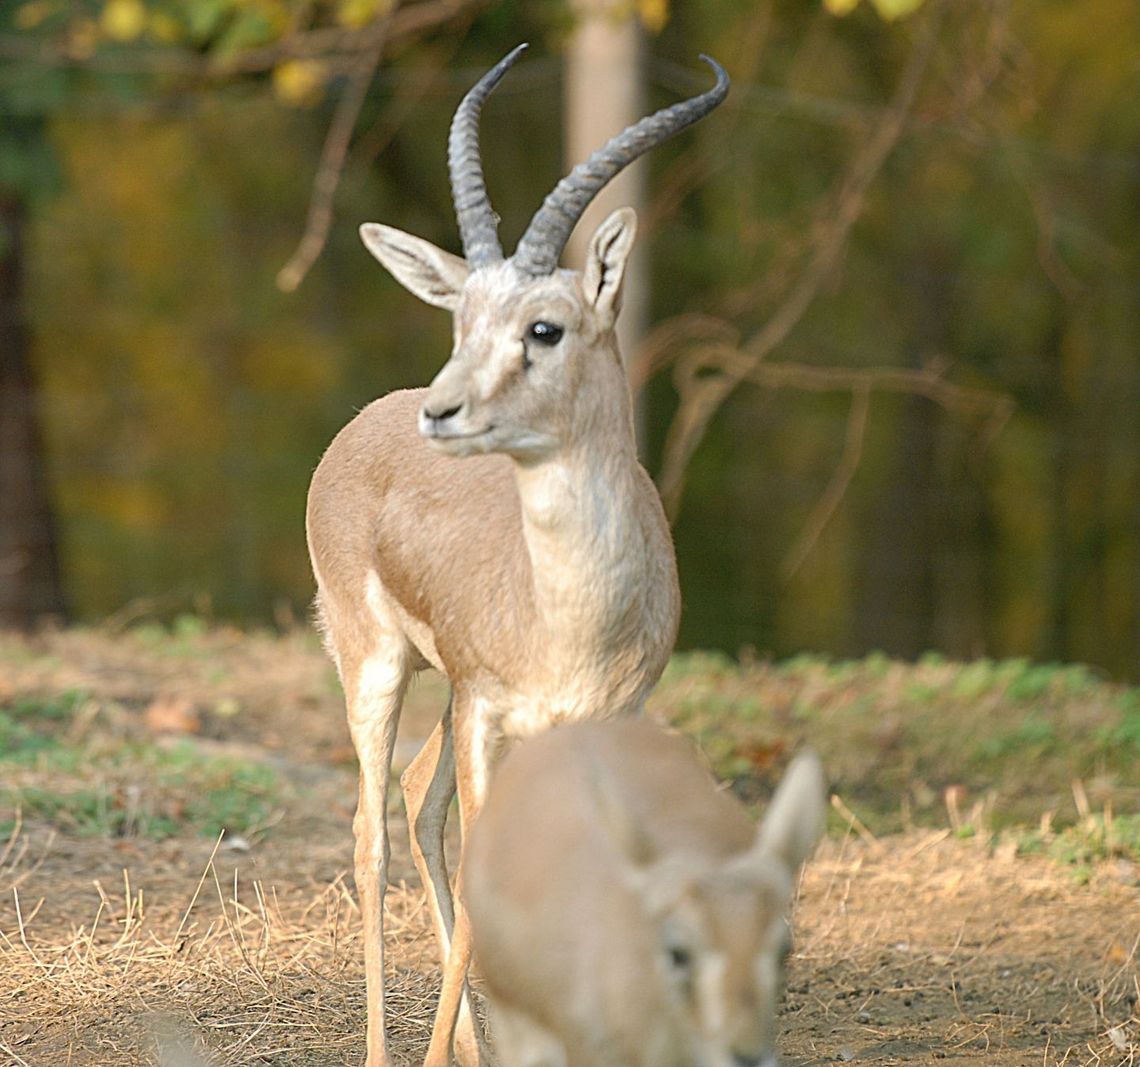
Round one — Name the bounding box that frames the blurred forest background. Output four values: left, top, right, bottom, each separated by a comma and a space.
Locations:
1, 0, 1137, 678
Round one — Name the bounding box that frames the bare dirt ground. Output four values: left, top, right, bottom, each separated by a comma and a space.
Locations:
1, 627, 1138, 1066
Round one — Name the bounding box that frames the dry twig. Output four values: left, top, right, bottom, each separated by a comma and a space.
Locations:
650, 0, 955, 523
276, 28, 389, 293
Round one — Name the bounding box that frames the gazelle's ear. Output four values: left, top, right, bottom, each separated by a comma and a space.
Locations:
588, 753, 657, 870
752, 750, 826, 874
581, 207, 637, 328
360, 223, 469, 310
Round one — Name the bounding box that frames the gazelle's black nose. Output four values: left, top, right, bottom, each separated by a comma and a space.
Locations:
731, 1052, 771, 1067
422, 401, 463, 423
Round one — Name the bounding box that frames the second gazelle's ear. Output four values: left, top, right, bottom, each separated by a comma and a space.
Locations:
360, 223, 470, 310
752, 749, 827, 875
581, 207, 638, 327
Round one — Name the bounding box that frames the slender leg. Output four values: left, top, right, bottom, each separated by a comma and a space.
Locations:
404, 699, 488, 1067
344, 642, 410, 1067
401, 703, 458, 957
424, 704, 493, 1067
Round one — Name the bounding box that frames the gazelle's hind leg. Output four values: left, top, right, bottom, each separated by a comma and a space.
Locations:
401, 700, 458, 956
338, 626, 411, 1067
423, 698, 495, 1067
403, 700, 490, 1067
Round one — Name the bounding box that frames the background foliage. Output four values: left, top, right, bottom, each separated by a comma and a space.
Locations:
3, 0, 1138, 677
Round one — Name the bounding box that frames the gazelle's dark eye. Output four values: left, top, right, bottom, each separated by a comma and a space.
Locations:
527, 321, 564, 346
667, 944, 692, 971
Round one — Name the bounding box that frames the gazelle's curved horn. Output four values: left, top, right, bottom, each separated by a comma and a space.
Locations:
511, 55, 729, 278
448, 44, 528, 267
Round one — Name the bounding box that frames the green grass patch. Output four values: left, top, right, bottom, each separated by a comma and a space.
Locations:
1015, 814, 1140, 884
0, 688, 90, 763
651, 650, 1140, 839
0, 739, 282, 840
127, 613, 215, 657
1, 682, 283, 841
1105, 689, 1140, 751
976, 713, 1058, 760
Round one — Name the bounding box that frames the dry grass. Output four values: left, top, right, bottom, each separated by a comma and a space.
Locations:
2, 626, 1139, 1065
790, 830, 1140, 1066
3, 817, 1137, 1065
0, 826, 442, 1066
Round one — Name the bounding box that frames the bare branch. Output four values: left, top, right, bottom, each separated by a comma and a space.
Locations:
630, 313, 740, 395
276, 29, 388, 293
659, 339, 1013, 571
214, 0, 484, 74
277, 28, 473, 291
0, 0, 485, 302
0, 0, 484, 77
656, 0, 948, 520
781, 384, 869, 581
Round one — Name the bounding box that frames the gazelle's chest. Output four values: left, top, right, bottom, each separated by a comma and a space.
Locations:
475, 642, 654, 727
463, 671, 650, 806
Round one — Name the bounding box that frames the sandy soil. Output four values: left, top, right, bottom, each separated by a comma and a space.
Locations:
0, 628, 1137, 1065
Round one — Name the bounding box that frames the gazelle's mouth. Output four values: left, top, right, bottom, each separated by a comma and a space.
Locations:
421, 423, 494, 442
421, 423, 498, 456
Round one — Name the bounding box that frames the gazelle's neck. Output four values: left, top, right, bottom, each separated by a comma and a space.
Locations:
512, 401, 654, 658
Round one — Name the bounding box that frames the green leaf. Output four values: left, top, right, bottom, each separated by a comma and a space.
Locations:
185, 0, 230, 43
212, 8, 278, 58
868, 0, 927, 19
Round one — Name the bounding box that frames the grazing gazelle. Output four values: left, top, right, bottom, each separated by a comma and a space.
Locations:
465, 720, 827, 1067
306, 44, 728, 1067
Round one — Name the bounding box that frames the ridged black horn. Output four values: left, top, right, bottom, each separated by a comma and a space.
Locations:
448, 44, 528, 267
512, 55, 729, 278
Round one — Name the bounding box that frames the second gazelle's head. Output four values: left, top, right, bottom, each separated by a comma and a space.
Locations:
360, 44, 728, 462
618, 752, 826, 1067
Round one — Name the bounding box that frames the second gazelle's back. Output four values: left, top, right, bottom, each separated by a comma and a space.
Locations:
306, 44, 729, 1067
465, 720, 827, 1067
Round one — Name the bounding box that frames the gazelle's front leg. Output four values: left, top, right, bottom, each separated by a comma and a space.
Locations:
343, 643, 410, 1067
423, 700, 495, 1067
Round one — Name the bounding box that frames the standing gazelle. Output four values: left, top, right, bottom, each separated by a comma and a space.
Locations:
306, 45, 728, 1067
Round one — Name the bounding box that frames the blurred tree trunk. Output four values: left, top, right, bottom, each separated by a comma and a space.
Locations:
0, 193, 67, 628
563, 0, 648, 450
853, 252, 955, 659
1041, 321, 1073, 664
854, 385, 938, 658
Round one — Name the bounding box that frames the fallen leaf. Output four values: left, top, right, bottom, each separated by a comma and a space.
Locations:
740, 739, 787, 772
1106, 941, 1131, 966
144, 695, 200, 735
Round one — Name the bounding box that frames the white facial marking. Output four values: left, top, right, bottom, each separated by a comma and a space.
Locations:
696, 951, 729, 1043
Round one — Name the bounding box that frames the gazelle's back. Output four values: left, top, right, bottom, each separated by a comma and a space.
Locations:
471, 719, 753, 863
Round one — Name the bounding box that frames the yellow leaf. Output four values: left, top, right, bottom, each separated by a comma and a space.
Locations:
336, 0, 395, 29
823, 0, 862, 14
637, 0, 669, 35
869, 0, 926, 19
15, 2, 51, 30
67, 18, 99, 59
100, 0, 147, 41
148, 11, 182, 43
272, 59, 328, 108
